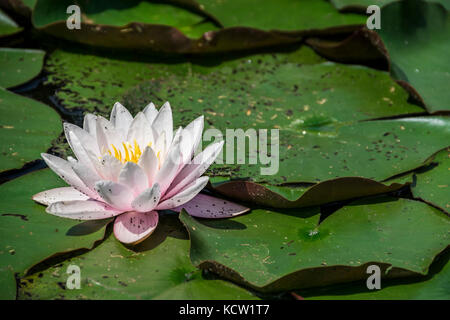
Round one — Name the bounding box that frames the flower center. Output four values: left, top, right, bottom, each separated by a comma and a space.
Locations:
104, 139, 160, 164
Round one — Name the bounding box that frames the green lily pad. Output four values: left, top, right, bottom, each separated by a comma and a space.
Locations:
0, 48, 45, 88
411, 148, 449, 213
377, 0, 450, 113
180, 197, 449, 292
32, 0, 284, 54
0, 87, 61, 172
0, 169, 109, 299
196, 0, 365, 32
33, 0, 214, 39
330, 0, 450, 12
18, 213, 259, 300
298, 251, 450, 300
0, 7, 22, 37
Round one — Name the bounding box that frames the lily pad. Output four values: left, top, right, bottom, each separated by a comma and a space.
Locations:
386, 147, 450, 214
0, 168, 109, 299
407, 148, 450, 213
377, 0, 450, 113
0, 48, 45, 88
18, 213, 259, 300
0, 8, 22, 37
31, 0, 289, 54
196, 0, 365, 32
298, 251, 450, 300
33, 0, 216, 39
0, 87, 61, 172
210, 177, 407, 208
330, 0, 450, 12
180, 197, 449, 292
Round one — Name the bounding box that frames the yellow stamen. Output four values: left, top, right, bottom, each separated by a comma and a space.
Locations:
105, 140, 148, 164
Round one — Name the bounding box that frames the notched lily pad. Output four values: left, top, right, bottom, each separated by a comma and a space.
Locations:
181, 197, 449, 292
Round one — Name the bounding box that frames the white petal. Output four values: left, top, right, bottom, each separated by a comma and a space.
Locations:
118, 162, 148, 196
153, 130, 166, 164
154, 142, 182, 196
46, 200, 122, 220
181, 115, 204, 163
83, 113, 97, 139
170, 193, 250, 218
164, 141, 223, 199
94, 181, 134, 211
96, 116, 124, 154
65, 127, 102, 175
113, 211, 158, 244
126, 112, 155, 151
143, 102, 158, 124
33, 187, 89, 206
131, 183, 161, 212
41, 153, 97, 199
152, 102, 173, 149
110, 102, 133, 136
156, 176, 209, 210
138, 146, 158, 186
71, 161, 102, 199
99, 155, 123, 181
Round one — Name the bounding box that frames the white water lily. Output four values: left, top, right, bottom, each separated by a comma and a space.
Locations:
33, 101, 249, 244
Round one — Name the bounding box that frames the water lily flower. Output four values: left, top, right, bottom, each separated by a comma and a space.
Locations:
33, 101, 249, 244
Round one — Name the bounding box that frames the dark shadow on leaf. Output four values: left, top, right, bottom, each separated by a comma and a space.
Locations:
346, 195, 400, 207
195, 219, 247, 230
132, 212, 188, 253
66, 218, 112, 236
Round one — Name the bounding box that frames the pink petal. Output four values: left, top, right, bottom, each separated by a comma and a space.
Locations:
110, 102, 133, 136
33, 187, 89, 206
113, 211, 158, 244
118, 162, 148, 196
131, 183, 161, 212
46, 200, 122, 220
156, 176, 209, 210
41, 153, 97, 199
94, 181, 134, 211
154, 141, 182, 196
171, 193, 250, 218
164, 141, 223, 199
